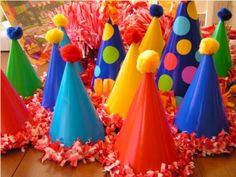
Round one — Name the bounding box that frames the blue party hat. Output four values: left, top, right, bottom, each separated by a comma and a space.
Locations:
42, 29, 66, 111
50, 47, 105, 147
91, 19, 126, 95
174, 38, 229, 138
156, 1, 201, 105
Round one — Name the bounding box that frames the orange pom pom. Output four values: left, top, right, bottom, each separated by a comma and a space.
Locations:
123, 28, 142, 45
60, 44, 82, 63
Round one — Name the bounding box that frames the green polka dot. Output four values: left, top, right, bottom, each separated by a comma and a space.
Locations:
103, 46, 119, 64
158, 74, 173, 91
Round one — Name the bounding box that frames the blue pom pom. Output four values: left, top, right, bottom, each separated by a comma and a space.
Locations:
7, 27, 23, 40
217, 8, 232, 21
150, 4, 163, 18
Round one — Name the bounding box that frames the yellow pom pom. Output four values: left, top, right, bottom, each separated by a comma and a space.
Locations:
53, 14, 68, 27
137, 50, 160, 73
45, 28, 64, 44
199, 38, 220, 55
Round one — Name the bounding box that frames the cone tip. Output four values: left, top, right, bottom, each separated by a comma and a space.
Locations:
60, 44, 82, 63
7, 27, 23, 40
150, 4, 163, 18
137, 50, 160, 74
45, 28, 64, 44
53, 14, 68, 27
217, 8, 232, 21
199, 38, 219, 55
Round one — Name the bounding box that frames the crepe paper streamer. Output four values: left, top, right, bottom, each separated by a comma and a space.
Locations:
91, 19, 125, 95
212, 8, 232, 77
139, 4, 165, 54
42, 29, 65, 111
99, 0, 118, 24
174, 38, 229, 138
156, 1, 201, 105
53, 14, 84, 73
1, 71, 32, 135
6, 27, 42, 97
50, 45, 105, 147
115, 50, 177, 174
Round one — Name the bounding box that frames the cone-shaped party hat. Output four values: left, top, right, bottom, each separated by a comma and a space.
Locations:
91, 17, 126, 95
53, 14, 84, 73
1, 71, 32, 135
174, 38, 229, 138
212, 8, 232, 77
115, 50, 178, 173
106, 29, 142, 118
42, 28, 65, 111
49, 44, 105, 147
156, 1, 201, 105
139, 4, 165, 54
6, 27, 42, 97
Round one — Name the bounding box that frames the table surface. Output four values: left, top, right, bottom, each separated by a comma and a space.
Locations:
1, 52, 236, 177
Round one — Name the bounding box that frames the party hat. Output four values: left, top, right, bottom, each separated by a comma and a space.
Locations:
91, 18, 126, 95
106, 29, 142, 118
174, 38, 229, 138
6, 27, 42, 97
212, 8, 232, 77
115, 50, 177, 174
53, 14, 84, 73
139, 4, 165, 54
156, 1, 201, 105
49, 44, 105, 147
1, 70, 32, 135
42, 28, 65, 111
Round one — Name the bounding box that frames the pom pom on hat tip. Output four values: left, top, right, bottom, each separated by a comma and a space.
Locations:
7, 26, 23, 40
217, 8, 232, 21
45, 28, 64, 44
199, 38, 219, 55
53, 14, 68, 27
123, 28, 142, 45
150, 4, 163, 18
60, 44, 82, 63
137, 50, 160, 74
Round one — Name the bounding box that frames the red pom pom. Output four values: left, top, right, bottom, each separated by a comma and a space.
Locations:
60, 44, 82, 62
123, 28, 142, 45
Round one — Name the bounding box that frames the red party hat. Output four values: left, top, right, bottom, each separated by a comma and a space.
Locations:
1, 71, 32, 135
115, 50, 178, 174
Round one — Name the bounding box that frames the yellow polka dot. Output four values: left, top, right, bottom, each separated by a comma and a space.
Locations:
187, 1, 198, 20
102, 23, 114, 41
176, 39, 192, 55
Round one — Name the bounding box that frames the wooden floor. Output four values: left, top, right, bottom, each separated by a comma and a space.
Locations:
1, 51, 236, 177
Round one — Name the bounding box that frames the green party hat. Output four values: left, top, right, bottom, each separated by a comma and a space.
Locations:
6, 27, 42, 97
212, 8, 232, 77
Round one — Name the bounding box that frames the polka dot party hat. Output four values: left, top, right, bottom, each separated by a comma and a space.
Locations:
139, 4, 165, 54
53, 14, 84, 73
6, 27, 42, 97
106, 29, 142, 118
115, 50, 177, 173
50, 44, 105, 147
42, 28, 66, 111
212, 8, 232, 77
156, 1, 201, 105
174, 38, 229, 138
91, 19, 126, 95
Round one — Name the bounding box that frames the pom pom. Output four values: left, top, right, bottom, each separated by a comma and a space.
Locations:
7, 27, 23, 40
53, 14, 68, 27
137, 50, 160, 73
217, 8, 232, 21
60, 44, 82, 63
199, 38, 219, 55
150, 4, 163, 17
123, 28, 142, 45
45, 29, 64, 44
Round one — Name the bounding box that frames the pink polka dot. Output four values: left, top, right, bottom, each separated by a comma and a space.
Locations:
164, 53, 178, 71
182, 66, 197, 84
